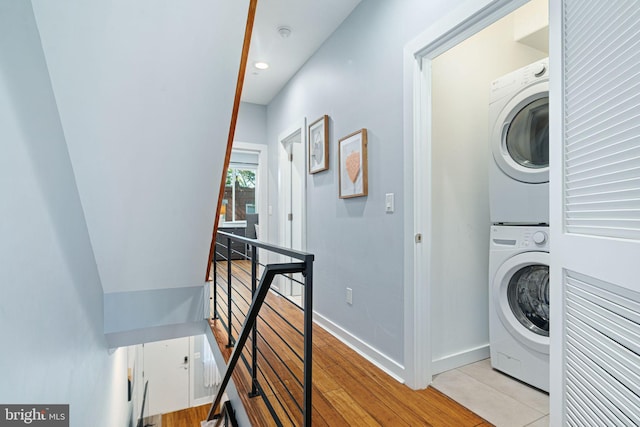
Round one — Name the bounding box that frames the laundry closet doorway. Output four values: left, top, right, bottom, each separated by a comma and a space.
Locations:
402, 0, 547, 389
429, 0, 548, 375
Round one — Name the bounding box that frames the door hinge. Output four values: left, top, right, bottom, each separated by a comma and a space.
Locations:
415, 233, 422, 243
289, 153, 293, 162
288, 213, 293, 221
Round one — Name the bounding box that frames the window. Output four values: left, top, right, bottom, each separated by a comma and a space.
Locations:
223, 165, 257, 223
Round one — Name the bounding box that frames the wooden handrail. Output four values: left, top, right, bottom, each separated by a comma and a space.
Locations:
205, 0, 258, 281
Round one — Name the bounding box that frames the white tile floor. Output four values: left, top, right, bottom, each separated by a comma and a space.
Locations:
432, 358, 549, 427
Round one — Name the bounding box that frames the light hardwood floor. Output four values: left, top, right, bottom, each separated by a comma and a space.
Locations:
163, 404, 210, 427
202, 260, 493, 426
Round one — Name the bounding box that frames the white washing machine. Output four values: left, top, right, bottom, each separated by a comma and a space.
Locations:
489, 225, 549, 392
489, 58, 549, 224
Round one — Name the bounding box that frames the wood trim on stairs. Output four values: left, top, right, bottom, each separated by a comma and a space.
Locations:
205, 0, 258, 282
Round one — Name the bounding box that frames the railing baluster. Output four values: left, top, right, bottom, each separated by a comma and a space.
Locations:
303, 255, 313, 427
226, 236, 233, 347
249, 244, 259, 397
213, 250, 218, 320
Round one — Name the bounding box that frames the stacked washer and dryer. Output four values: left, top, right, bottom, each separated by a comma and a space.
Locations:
488, 58, 550, 392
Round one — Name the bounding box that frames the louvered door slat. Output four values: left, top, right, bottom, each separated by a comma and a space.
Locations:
567, 209, 640, 220
566, 188, 640, 204
566, 177, 640, 197
567, 198, 640, 212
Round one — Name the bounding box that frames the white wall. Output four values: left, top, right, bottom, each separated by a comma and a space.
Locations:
265, 0, 466, 371
430, 9, 547, 371
0, 1, 128, 425
31, 0, 250, 294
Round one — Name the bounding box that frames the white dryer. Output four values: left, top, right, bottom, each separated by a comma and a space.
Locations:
489, 58, 549, 224
489, 225, 549, 392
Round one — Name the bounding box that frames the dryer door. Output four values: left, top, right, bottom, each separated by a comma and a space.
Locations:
493, 251, 550, 354
492, 81, 549, 184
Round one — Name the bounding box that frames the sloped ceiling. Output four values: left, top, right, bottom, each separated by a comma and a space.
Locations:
32, 0, 250, 293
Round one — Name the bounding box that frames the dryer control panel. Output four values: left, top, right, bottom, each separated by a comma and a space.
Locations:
489, 58, 549, 104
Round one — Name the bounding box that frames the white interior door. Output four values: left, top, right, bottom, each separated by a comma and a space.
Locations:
280, 134, 304, 252
278, 123, 306, 298
143, 337, 190, 416
550, 1, 640, 425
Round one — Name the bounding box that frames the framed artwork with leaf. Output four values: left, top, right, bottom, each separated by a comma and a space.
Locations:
338, 128, 368, 198
308, 115, 329, 174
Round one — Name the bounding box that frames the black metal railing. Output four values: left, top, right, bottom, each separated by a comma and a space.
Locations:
213, 401, 238, 427
207, 230, 314, 426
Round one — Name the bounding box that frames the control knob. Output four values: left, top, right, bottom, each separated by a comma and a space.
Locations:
533, 231, 547, 245
533, 63, 546, 77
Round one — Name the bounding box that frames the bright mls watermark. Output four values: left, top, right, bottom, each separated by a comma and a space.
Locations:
0, 405, 68, 426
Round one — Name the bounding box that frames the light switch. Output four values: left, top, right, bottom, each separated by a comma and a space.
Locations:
385, 193, 395, 213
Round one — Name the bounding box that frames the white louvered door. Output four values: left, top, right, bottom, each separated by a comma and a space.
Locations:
550, 1, 640, 425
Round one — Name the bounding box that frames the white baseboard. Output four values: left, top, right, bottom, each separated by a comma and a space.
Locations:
431, 344, 490, 375
312, 311, 405, 383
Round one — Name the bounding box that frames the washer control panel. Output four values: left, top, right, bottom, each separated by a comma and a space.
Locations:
491, 225, 550, 251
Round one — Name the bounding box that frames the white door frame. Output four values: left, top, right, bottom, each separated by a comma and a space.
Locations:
232, 141, 269, 243
402, 0, 531, 389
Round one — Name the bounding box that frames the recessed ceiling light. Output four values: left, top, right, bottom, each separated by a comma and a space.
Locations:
254, 61, 269, 70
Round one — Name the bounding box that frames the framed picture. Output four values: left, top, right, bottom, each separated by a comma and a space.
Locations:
308, 115, 329, 173
338, 129, 368, 199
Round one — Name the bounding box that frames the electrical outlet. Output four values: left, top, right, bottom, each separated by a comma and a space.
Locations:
346, 288, 353, 305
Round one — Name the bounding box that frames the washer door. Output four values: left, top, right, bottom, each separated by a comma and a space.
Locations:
493, 251, 550, 354
492, 81, 549, 184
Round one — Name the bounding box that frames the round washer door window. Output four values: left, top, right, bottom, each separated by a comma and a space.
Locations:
506, 98, 549, 170
493, 251, 549, 353
507, 264, 549, 337
491, 81, 549, 184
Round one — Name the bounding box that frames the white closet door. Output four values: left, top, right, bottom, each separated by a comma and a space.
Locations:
550, 1, 640, 425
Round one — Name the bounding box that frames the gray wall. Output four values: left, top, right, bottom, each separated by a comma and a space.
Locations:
236, 102, 268, 146
0, 1, 128, 425
266, 0, 461, 365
